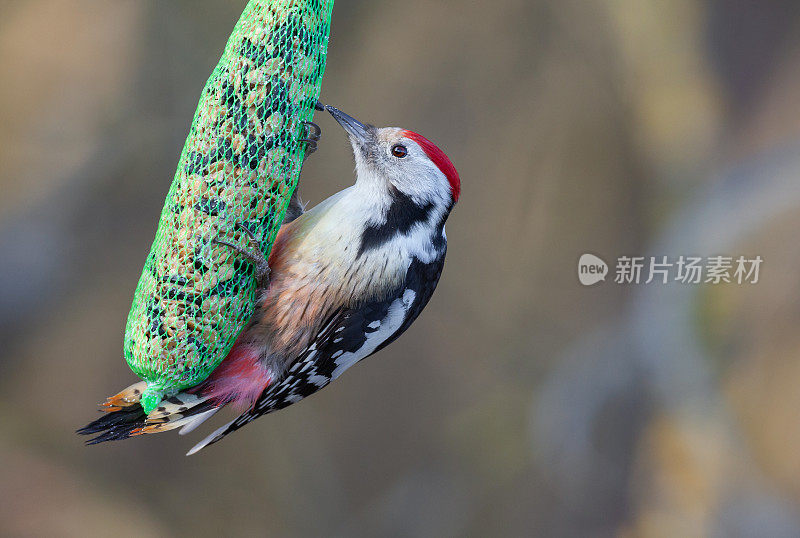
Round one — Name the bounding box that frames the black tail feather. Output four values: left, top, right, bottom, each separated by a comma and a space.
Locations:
77, 406, 146, 444
78, 399, 219, 444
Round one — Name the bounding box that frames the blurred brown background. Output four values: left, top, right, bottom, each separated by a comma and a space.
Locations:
2, 0, 800, 536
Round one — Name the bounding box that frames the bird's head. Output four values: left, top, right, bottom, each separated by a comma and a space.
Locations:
326, 106, 460, 209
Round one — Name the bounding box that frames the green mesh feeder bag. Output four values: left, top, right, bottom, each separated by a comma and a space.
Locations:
124, 0, 334, 414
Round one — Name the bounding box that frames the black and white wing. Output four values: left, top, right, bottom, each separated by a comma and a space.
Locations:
187, 256, 445, 454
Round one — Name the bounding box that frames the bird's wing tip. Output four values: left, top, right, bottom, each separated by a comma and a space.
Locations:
185, 419, 235, 456
178, 408, 220, 436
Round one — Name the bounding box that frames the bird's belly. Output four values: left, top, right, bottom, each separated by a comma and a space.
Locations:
248, 233, 409, 361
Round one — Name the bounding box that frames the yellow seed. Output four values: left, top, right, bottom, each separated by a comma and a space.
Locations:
208, 161, 225, 175
231, 133, 244, 152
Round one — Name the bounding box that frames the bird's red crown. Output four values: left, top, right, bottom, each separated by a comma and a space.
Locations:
403, 130, 460, 202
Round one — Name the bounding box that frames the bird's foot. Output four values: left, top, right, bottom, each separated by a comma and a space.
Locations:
212, 225, 271, 288
300, 120, 322, 160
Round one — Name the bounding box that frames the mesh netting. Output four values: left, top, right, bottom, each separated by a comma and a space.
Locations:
124, 0, 334, 414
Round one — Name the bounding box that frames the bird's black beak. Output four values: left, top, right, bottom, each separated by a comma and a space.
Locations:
325, 105, 370, 142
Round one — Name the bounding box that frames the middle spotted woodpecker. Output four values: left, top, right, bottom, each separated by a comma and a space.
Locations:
79, 105, 460, 454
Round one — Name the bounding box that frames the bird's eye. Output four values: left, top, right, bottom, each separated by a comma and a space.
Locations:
391, 144, 408, 158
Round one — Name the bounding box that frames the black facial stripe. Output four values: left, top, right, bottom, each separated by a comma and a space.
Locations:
357, 188, 434, 258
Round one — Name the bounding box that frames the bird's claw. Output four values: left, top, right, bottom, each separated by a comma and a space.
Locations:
303, 121, 321, 140
301, 120, 322, 159
211, 225, 271, 288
